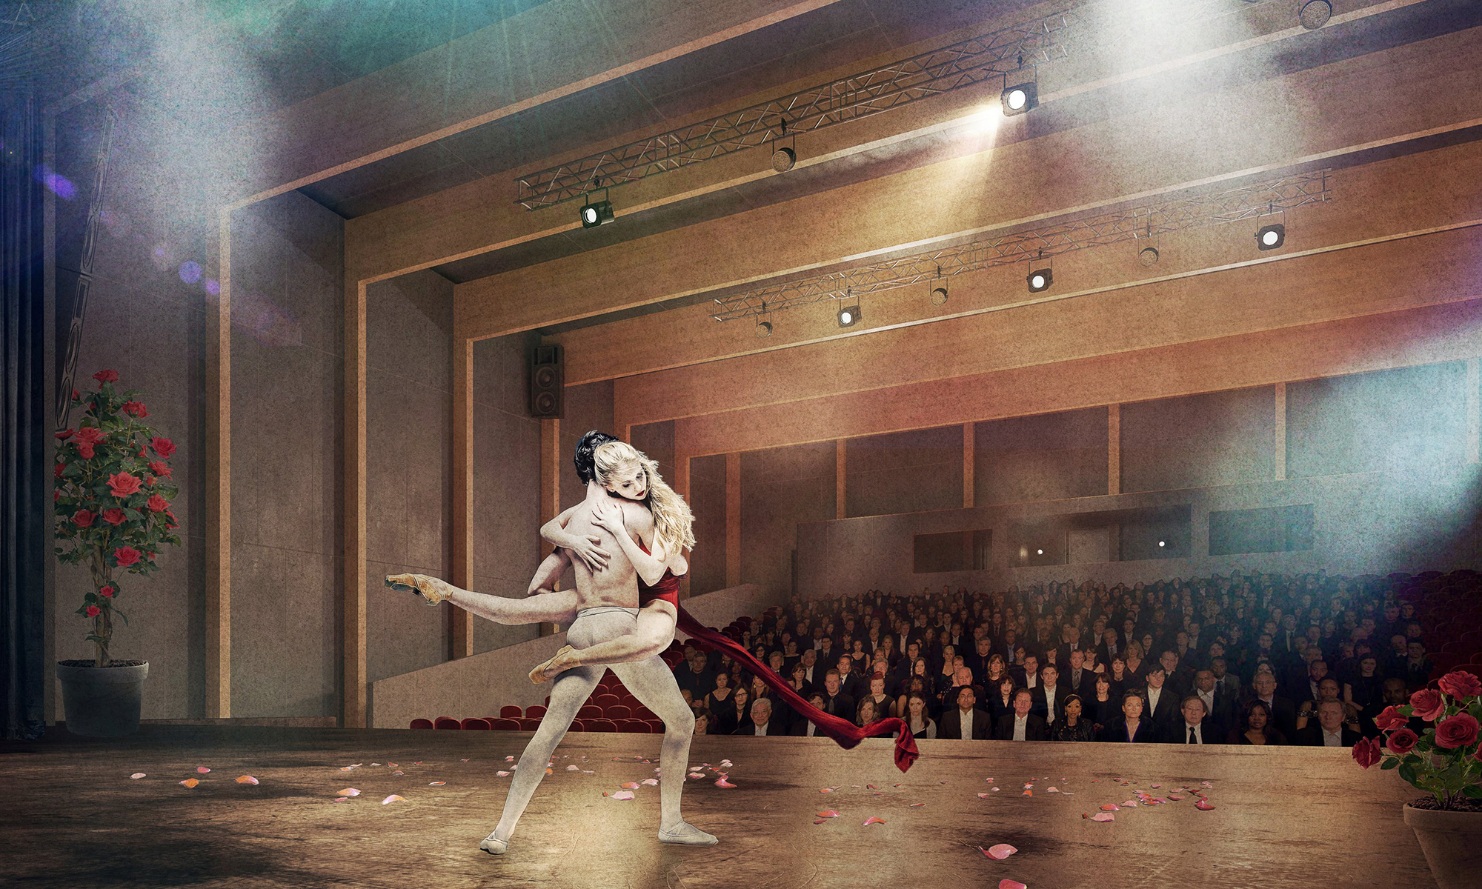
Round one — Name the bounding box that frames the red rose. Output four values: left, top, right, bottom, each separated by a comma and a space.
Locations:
1386, 727, 1419, 755
54, 463, 64, 479
93, 369, 119, 384
55, 428, 74, 440
71, 388, 79, 400
150, 437, 176, 458
1434, 713, 1480, 750
147, 494, 169, 512
76, 443, 95, 459
99, 585, 115, 598
1352, 736, 1382, 769
149, 460, 172, 479
107, 472, 142, 498
1374, 706, 1407, 732
1410, 688, 1445, 721
122, 400, 148, 418
114, 546, 141, 567
165, 511, 178, 530
102, 508, 127, 526
85, 605, 101, 617
72, 509, 96, 527
1438, 671, 1482, 700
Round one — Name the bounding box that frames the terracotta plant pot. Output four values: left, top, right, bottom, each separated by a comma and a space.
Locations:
56, 660, 149, 737
1403, 803, 1482, 889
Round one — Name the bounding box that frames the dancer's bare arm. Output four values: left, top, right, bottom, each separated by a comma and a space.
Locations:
540, 505, 609, 571
527, 550, 572, 595
589, 496, 671, 586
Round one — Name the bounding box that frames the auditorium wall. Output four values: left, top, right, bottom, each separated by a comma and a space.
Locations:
740, 442, 836, 598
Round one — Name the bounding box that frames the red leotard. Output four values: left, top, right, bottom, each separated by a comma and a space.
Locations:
635, 541, 682, 607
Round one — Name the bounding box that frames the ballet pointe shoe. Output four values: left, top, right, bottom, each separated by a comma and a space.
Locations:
385, 573, 453, 606
529, 645, 579, 683
658, 822, 718, 846
479, 833, 508, 855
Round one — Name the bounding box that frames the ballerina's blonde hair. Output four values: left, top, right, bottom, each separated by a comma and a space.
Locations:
592, 441, 696, 554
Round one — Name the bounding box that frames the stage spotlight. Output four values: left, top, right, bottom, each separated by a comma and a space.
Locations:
1026, 267, 1052, 292
1139, 246, 1160, 267
931, 286, 949, 306
756, 319, 773, 338
1001, 81, 1038, 116
1299, 0, 1332, 29
1256, 222, 1285, 250
771, 146, 796, 172
579, 198, 614, 228
837, 303, 861, 327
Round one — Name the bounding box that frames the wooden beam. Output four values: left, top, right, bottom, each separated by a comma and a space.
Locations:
455, 27, 1482, 340
616, 225, 1482, 428
342, 281, 367, 728
450, 337, 475, 659
205, 209, 232, 718
670, 298, 1482, 458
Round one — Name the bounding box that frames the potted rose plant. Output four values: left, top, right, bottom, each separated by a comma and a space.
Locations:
52, 369, 181, 736
1354, 669, 1482, 888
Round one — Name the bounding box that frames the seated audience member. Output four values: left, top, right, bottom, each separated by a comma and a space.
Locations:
1064, 649, 1094, 699
1141, 664, 1181, 734
940, 685, 992, 740
1089, 672, 1119, 734
1230, 699, 1286, 745
1249, 672, 1299, 741
818, 669, 856, 722
994, 687, 1049, 741
789, 694, 829, 737
1050, 694, 1095, 742
715, 685, 752, 735
1376, 677, 1427, 736
1163, 695, 1222, 745
1296, 699, 1361, 748
1344, 653, 1385, 734
1296, 676, 1357, 731
743, 698, 781, 736
1013, 653, 1042, 690
675, 647, 717, 702
1402, 640, 1434, 691
836, 655, 867, 702
894, 675, 932, 720
1099, 690, 1157, 742
1157, 650, 1193, 699
1122, 642, 1146, 680
705, 671, 736, 715
855, 696, 885, 728
1210, 656, 1241, 698
904, 693, 937, 740
860, 674, 892, 723
1193, 669, 1235, 739
988, 675, 1018, 722
1035, 663, 1065, 725
693, 711, 709, 736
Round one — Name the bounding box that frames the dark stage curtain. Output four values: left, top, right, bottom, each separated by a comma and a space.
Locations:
1, 86, 48, 740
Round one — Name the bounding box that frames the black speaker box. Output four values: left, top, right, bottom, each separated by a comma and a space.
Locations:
529, 344, 563, 419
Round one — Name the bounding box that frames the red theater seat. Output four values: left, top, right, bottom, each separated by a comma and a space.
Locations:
434, 716, 460, 730
409, 718, 434, 730
461, 718, 492, 730
500, 705, 523, 719
525, 704, 547, 718
490, 718, 522, 730
586, 718, 619, 732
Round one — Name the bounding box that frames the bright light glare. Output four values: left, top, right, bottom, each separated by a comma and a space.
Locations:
963, 104, 1003, 135
1006, 88, 1027, 111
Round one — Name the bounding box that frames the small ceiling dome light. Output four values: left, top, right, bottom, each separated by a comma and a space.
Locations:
579, 198, 614, 228
1026, 267, 1052, 293
1036, 548, 1044, 555
1001, 80, 1038, 116
930, 286, 949, 306
1256, 222, 1285, 250
1299, 0, 1332, 29
756, 319, 773, 338
1158, 540, 1166, 548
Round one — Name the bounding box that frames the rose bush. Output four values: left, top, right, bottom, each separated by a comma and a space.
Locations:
1355, 670, 1482, 810
54, 371, 182, 666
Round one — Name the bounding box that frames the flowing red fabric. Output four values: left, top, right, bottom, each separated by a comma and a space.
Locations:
675, 606, 919, 772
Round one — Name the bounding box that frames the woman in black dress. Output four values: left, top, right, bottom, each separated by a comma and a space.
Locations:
1050, 694, 1095, 742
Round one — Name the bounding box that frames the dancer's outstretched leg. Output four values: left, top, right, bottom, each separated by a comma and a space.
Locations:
611, 655, 715, 845
387, 573, 579, 626
531, 604, 676, 682
484, 606, 648, 853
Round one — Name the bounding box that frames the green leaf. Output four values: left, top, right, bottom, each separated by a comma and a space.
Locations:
1398, 763, 1418, 785
1380, 759, 1399, 770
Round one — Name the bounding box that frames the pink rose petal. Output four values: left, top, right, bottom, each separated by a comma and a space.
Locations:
909, 802, 926, 808
566, 765, 581, 772
863, 816, 886, 826
235, 775, 259, 785
641, 778, 659, 786
814, 818, 829, 825
1166, 794, 1184, 801
1047, 787, 1059, 793
1100, 804, 1119, 811
985, 843, 1018, 860
1195, 799, 1216, 811
818, 810, 841, 818
999, 880, 1027, 889
1090, 812, 1115, 822
196, 767, 211, 774
129, 773, 146, 780
715, 778, 737, 788
611, 790, 635, 801
820, 787, 835, 793
179, 778, 199, 788
496, 771, 511, 777
620, 782, 640, 790
1121, 800, 1138, 807
381, 795, 403, 805
977, 792, 993, 799
337, 788, 360, 797
429, 781, 446, 786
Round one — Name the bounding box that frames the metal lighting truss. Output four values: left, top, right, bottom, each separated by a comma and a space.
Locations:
514, 10, 1074, 209
707, 170, 1331, 322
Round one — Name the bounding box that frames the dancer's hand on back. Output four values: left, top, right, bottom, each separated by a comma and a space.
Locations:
568, 533, 610, 572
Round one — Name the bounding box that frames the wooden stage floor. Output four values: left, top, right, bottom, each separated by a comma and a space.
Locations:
2, 725, 1434, 888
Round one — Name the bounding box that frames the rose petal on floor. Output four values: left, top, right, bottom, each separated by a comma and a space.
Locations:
381, 795, 404, 805
985, 843, 1018, 860
130, 773, 146, 780
235, 775, 259, 785
1100, 804, 1119, 811
333, 797, 349, 802
1121, 800, 1138, 807
820, 787, 835, 793
1090, 812, 1115, 822
1195, 799, 1216, 811
999, 880, 1027, 889
496, 771, 511, 777
977, 793, 992, 799
429, 781, 446, 786
909, 802, 925, 808
818, 810, 841, 818
196, 767, 211, 774
1022, 790, 1033, 797
566, 765, 580, 771
814, 818, 829, 825
715, 778, 737, 788
1047, 787, 1059, 793
337, 788, 360, 797
619, 782, 640, 790
611, 790, 635, 801
179, 778, 199, 788
863, 817, 886, 826
1167, 794, 1184, 801
641, 778, 659, 786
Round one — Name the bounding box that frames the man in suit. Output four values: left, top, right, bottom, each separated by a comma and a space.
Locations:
1193, 669, 1235, 739
1250, 671, 1299, 741
789, 694, 828, 737
1161, 695, 1223, 744
938, 685, 991, 740
1142, 665, 1181, 735
1295, 700, 1363, 747
966, 636, 995, 687
796, 647, 820, 693
1095, 627, 1121, 666
994, 687, 1049, 741
1064, 649, 1095, 700
836, 655, 867, 702
818, 669, 856, 722
1034, 663, 1066, 726
1157, 649, 1194, 700
743, 698, 780, 736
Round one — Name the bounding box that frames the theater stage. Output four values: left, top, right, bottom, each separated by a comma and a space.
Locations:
2, 725, 1433, 888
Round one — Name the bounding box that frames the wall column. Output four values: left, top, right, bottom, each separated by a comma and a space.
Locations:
1274, 382, 1288, 480
206, 209, 233, 719
449, 337, 475, 659
962, 422, 974, 509
835, 439, 847, 520
1107, 403, 1121, 496
1468, 358, 1480, 464
341, 280, 367, 728
726, 453, 741, 587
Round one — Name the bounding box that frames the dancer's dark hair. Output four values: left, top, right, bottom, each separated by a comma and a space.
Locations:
574, 430, 620, 483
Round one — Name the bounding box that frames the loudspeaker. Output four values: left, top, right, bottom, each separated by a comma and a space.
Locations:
529, 344, 563, 419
